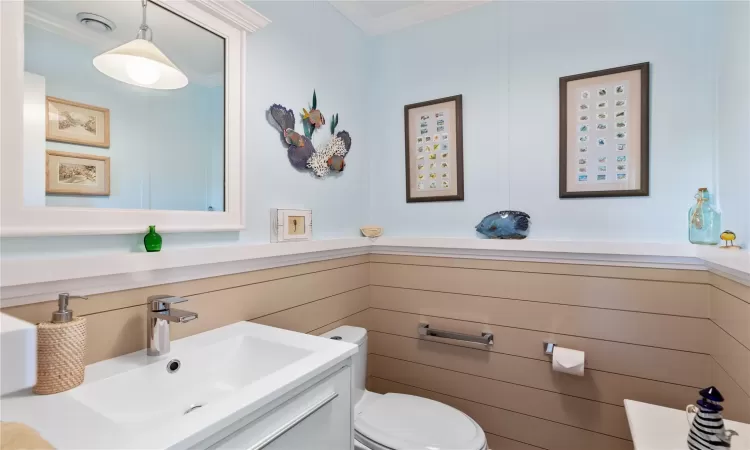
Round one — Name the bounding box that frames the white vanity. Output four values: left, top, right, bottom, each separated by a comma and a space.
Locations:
0, 322, 358, 449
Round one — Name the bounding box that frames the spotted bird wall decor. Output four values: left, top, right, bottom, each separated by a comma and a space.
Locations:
267, 90, 352, 178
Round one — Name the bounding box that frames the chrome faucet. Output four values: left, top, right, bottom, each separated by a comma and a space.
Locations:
147, 295, 198, 356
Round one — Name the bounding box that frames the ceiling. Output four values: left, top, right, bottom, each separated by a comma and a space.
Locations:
329, 0, 489, 35
24, 0, 225, 86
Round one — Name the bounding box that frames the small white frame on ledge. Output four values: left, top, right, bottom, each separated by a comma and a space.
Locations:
271, 209, 313, 243
0, 0, 270, 237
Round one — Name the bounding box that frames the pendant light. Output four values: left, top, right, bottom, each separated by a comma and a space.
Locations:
93, 0, 188, 90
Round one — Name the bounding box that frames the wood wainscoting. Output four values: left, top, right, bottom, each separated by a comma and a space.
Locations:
366, 254, 750, 450
2, 255, 370, 365
3, 252, 748, 450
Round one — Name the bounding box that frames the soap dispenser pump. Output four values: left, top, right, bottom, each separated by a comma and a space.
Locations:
51, 292, 85, 323
34, 293, 88, 395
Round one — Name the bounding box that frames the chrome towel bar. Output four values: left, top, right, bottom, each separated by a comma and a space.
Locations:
418, 323, 494, 346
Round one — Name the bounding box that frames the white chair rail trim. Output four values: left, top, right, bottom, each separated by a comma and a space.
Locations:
2, 237, 748, 307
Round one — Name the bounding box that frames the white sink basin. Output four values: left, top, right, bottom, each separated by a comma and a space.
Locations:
0, 321, 357, 449
70, 335, 311, 424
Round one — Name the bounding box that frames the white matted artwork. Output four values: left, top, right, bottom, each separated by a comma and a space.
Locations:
46, 97, 110, 148
404, 95, 464, 202
270, 208, 312, 242
559, 63, 649, 198
45, 150, 110, 196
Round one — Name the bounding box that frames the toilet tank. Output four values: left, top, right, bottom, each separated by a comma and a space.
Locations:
320, 326, 367, 405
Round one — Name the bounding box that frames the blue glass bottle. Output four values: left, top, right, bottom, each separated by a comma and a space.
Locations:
688, 188, 721, 245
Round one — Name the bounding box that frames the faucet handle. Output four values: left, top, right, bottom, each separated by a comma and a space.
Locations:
148, 295, 188, 311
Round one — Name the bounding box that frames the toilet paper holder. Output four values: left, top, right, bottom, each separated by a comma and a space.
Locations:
543, 341, 556, 356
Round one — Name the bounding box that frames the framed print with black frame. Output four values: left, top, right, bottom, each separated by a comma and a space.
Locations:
404, 95, 464, 203
559, 62, 650, 198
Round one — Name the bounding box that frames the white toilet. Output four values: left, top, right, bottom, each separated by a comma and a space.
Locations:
321, 326, 487, 450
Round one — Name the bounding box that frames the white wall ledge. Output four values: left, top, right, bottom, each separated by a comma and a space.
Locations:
2, 237, 748, 307
0, 238, 370, 307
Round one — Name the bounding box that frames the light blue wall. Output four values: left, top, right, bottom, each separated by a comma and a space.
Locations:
2, 1, 369, 257
4, 1, 740, 259
716, 1, 750, 248
368, 1, 721, 242
242, 1, 369, 241
24, 25, 225, 212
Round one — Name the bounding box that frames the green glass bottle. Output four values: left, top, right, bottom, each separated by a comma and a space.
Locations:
143, 225, 162, 252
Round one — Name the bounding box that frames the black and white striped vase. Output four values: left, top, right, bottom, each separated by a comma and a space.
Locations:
687, 386, 739, 449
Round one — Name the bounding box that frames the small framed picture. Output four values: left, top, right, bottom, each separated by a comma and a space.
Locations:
46, 96, 110, 148
45, 150, 110, 196
270, 209, 312, 242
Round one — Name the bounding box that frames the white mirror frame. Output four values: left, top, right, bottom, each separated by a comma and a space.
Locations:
0, 0, 267, 236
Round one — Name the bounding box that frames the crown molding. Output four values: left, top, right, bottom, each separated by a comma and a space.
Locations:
330, 1, 489, 36
189, 0, 271, 33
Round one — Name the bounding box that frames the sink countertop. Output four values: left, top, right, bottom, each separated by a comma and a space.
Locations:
625, 400, 750, 450
0, 322, 357, 449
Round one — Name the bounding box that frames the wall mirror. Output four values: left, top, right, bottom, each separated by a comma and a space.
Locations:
0, 0, 265, 236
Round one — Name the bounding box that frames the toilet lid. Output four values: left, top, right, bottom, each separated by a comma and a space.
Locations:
355, 393, 486, 450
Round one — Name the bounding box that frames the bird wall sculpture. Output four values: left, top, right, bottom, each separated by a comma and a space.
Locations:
267, 91, 352, 178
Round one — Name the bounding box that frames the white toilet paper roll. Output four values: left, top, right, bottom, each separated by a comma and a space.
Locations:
552, 346, 585, 376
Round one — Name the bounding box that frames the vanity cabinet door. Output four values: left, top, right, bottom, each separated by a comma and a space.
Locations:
209, 366, 352, 450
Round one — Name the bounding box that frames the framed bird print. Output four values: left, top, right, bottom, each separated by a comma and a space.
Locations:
404, 95, 464, 203
559, 62, 650, 198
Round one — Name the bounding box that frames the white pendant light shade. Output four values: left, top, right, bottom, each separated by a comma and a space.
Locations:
93, 38, 188, 90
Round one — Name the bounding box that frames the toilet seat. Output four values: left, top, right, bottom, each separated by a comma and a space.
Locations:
354, 393, 486, 450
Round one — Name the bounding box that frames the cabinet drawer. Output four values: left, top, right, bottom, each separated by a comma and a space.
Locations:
209, 366, 351, 450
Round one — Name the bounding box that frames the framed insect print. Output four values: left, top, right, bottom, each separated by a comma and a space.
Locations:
404, 95, 464, 203
559, 62, 650, 198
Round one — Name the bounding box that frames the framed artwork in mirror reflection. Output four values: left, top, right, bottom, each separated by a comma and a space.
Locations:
46, 97, 110, 148
46, 150, 110, 196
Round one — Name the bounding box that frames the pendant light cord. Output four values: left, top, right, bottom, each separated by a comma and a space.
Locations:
136, 0, 153, 41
